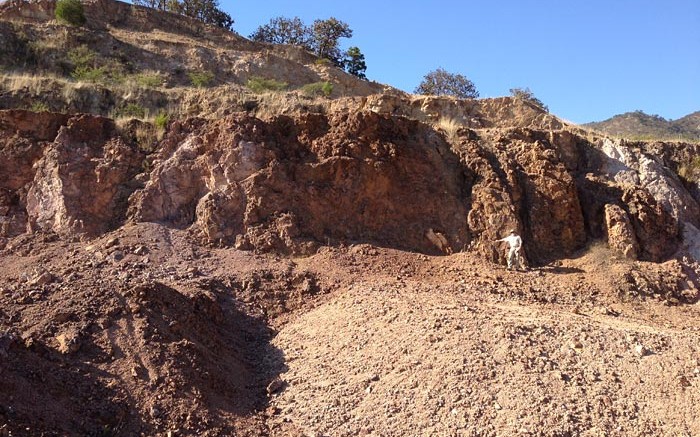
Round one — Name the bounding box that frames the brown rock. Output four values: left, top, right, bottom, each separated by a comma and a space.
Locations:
56, 331, 80, 354
134, 245, 149, 256
29, 269, 54, 286
267, 377, 285, 395
11, 113, 146, 238
130, 112, 470, 254
604, 204, 639, 259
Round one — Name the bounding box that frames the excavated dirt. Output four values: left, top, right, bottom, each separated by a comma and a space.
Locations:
1, 102, 700, 436
0, 223, 699, 436
269, 252, 700, 437
1, 3, 700, 434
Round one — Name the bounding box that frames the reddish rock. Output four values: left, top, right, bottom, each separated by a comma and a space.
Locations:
131, 111, 470, 255
604, 204, 639, 259
25, 114, 144, 237
1, 111, 144, 239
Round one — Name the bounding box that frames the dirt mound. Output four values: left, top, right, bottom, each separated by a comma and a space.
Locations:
1, 221, 698, 436
0, 223, 331, 436
268, 250, 700, 437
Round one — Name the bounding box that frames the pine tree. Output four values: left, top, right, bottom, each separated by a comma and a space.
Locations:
343, 47, 367, 79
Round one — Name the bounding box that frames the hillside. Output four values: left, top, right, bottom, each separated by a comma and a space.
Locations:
585, 110, 700, 142
1, 1, 700, 436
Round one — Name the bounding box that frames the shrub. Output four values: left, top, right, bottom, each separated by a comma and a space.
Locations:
301, 81, 333, 97
71, 65, 107, 82
315, 58, 331, 66
246, 76, 288, 93
134, 72, 165, 88
114, 103, 146, 119
154, 112, 169, 129
55, 0, 86, 27
437, 117, 462, 143
678, 157, 700, 184
30, 101, 50, 112
67, 45, 95, 68
188, 70, 214, 88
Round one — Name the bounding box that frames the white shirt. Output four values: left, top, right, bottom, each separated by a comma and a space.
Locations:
499, 234, 522, 250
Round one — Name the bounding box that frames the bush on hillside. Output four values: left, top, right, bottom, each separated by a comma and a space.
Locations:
301, 81, 333, 97
154, 112, 170, 129
246, 76, 288, 93
114, 103, 147, 119
415, 68, 479, 99
134, 72, 165, 88
55, 0, 86, 27
71, 65, 107, 82
30, 101, 50, 112
510, 87, 549, 112
188, 70, 214, 88
67, 45, 95, 69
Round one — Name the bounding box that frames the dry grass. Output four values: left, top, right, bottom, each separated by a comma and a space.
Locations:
678, 157, 700, 184
114, 114, 168, 152
436, 117, 463, 143
0, 72, 69, 94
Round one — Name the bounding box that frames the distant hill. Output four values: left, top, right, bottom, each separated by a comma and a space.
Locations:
584, 110, 700, 142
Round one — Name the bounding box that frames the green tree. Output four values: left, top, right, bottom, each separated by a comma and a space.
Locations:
342, 46, 367, 79
250, 16, 311, 47
135, 0, 233, 30
415, 68, 479, 99
509, 87, 548, 112
177, 0, 233, 29
310, 17, 352, 66
132, 0, 168, 10
55, 0, 86, 26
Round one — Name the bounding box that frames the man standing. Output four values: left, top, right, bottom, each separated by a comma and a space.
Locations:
495, 229, 524, 271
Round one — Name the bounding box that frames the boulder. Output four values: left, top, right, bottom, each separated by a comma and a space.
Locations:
604, 204, 639, 259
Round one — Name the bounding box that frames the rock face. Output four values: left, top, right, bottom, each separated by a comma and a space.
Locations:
129, 112, 470, 255
0, 111, 144, 238
1, 106, 698, 264
462, 129, 587, 264
604, 204, 638, 259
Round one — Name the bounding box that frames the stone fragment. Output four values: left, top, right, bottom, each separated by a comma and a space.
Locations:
604, 204, 639, 260
267, 378, 285, 395
56, 332, 80, 354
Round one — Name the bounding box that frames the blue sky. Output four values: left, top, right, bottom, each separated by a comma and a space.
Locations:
219, 0, 699, 124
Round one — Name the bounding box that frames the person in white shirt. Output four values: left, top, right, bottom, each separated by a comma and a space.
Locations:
495, 229, 524, 271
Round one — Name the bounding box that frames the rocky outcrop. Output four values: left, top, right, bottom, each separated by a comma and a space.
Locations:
0, 110, 144, 238
363, 94, 564, 131
0, 110, 69, 237
1, 104, 697, 264
604, 204, 638, 259
129, 112, 470, 255
461, 129, 587, 264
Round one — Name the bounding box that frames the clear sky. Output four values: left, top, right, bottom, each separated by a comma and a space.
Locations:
219, 0, 699, 124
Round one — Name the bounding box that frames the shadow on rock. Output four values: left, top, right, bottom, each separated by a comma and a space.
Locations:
122, 280, 286, 433
0, 333, 141, 437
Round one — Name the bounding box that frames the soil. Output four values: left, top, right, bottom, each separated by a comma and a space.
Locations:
1, 223, 699, 436
1, 2, 699, 436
